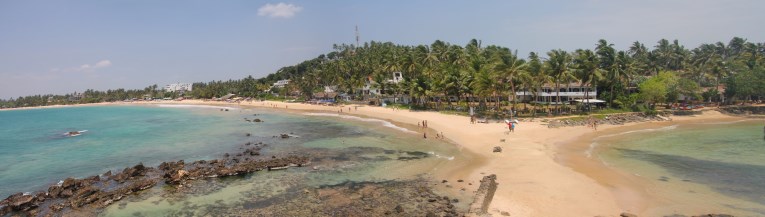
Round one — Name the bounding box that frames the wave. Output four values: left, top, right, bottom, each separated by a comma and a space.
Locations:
585, 125, 678, 158
304, 113, 417, 134
694, 119, 752, 125
156, 104, 240, 110
596, 125, 678, 139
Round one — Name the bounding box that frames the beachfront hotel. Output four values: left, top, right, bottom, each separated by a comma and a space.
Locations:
515, 82, 600, 104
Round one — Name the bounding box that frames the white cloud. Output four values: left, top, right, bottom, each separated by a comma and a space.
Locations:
93, 60, 112, 68
258, 3, 302, 18
52, 60, 113, 73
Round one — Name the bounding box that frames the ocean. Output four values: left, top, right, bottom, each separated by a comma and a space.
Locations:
0, 105, 467, 215
594, 119, 765, 215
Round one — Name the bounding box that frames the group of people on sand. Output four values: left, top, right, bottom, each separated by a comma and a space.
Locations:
588, 116, 598, 130
506, 121, 515, 133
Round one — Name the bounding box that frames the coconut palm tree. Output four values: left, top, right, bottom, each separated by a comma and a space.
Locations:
492, 47, 527, 117
572, 49, 603, 111
545, 49, 572, 114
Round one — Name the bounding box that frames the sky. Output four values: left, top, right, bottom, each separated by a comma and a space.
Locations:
1, 0, 764, 99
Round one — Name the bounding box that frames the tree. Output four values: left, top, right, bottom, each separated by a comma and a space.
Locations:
493, 47, 527, 115
545, 49, 572, 113
573, 49, 602, 111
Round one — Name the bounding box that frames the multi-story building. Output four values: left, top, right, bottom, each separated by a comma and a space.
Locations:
515, 82, 598, 104
164, 83, 193, 92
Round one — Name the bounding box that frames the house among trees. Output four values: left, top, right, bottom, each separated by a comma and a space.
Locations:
272, 79, 290, 88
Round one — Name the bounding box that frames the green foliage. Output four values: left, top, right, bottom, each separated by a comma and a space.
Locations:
4, 37, 765, 113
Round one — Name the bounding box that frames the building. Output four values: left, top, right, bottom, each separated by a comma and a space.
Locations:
68, 92, 83, 102
273, 79, 290, 88
515, 82, 598, 104
164, 83, 193, 92
390, 72, 403, 84
324, 85, 338, 93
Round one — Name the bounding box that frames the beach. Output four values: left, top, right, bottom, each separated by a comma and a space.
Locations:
4, 100, 758, 216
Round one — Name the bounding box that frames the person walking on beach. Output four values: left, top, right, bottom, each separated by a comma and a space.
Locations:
423, 132, 427, 139
511, 122, 515, 132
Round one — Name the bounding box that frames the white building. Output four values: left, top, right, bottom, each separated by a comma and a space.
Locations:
389, 72, 403, 84
164, 83, 193, 92
515, 82, 597, 104
273, 79, 290, 88
324, 85, 338, 93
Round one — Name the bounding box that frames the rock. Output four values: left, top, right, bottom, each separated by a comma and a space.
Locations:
254, 119, 262, 122
442, 180, 448, 183
501, 211, 510, 216
493, 146, 502, 153
5, 194, 35, 210
280, 134, 290, 139
620, 212, 638, 217
451, 198, 459, 203
394, 204, 404, 213
246, 133, 251, 137
48, 185, 63, 198
457, 179, 463, 182
60, 189, 74, 198
61, 177, 77, 189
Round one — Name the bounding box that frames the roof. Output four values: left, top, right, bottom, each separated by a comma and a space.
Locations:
220, 93, 236, 100
573, 99, 606, 103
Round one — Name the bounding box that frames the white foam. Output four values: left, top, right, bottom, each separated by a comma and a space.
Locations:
427, 151, 455, 160
585, 125, 678, 159
585, 142, 599, 158
695, 119, 751, 125
596, 125, 678, 139
304, 113, 417, 134
156, 104, 240, 110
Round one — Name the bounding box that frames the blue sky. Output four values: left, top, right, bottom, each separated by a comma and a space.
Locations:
1, 0, 763, 99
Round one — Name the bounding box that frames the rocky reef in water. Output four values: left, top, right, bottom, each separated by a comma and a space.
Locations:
0, 141, 309, 217
198, 180, 462, 217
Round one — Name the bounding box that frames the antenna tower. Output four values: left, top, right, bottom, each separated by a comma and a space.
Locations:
355, 25, 360, 48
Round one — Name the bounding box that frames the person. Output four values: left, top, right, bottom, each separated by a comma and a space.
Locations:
511, 122, 515, 132
507, 121, 513, 132
423, 132, 427, 139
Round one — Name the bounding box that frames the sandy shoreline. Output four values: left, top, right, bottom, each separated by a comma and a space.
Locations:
4, 101, 756, 216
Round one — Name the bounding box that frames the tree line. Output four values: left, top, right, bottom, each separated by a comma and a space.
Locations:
3, 37, 764, 115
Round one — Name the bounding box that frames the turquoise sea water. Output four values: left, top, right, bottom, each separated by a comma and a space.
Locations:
595, 120, 765, 215
0, 105, 465, 215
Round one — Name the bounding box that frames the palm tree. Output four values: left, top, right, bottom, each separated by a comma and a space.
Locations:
493, 48, 527, 117
572, 49, 603, 111
545, 49, 572, 114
